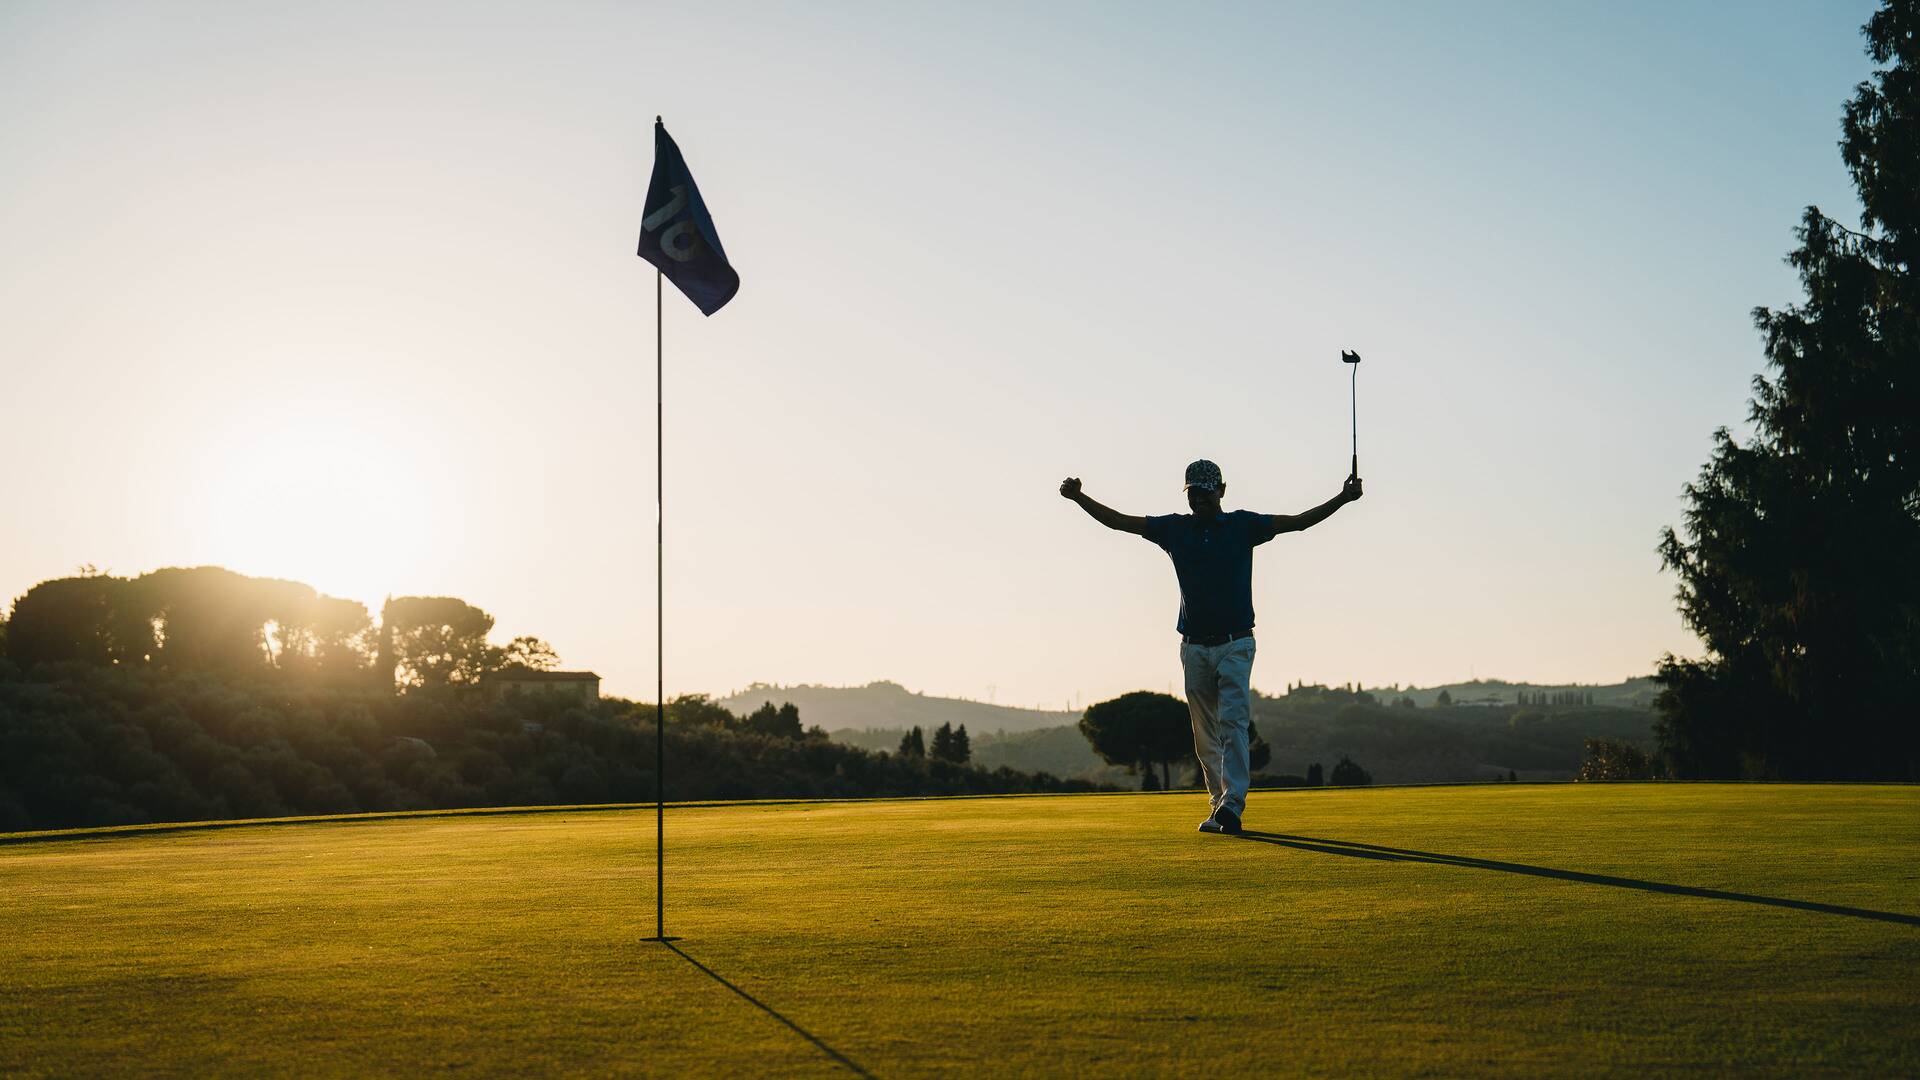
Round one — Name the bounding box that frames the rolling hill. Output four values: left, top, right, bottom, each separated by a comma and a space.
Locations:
796, 679, 1658, 785
719, 680, 1079, 735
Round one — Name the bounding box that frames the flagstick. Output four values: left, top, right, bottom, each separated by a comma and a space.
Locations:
651, 267, 671, 942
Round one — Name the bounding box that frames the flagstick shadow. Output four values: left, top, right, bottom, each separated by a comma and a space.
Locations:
1235, 832, 1920, 928
658, 940, 877, 1079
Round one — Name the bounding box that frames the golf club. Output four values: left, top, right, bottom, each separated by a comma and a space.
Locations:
1341, 349, 1361, 479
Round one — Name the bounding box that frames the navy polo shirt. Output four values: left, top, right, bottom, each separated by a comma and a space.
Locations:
1140, 510, 1279, 636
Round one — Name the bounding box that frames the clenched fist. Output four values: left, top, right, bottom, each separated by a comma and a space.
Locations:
1059, 477, 1083, 499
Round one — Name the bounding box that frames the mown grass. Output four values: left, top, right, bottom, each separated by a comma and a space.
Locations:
2, 784, 1916, 1077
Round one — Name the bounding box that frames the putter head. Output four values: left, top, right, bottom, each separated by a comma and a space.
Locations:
1341, 350, 1362, 364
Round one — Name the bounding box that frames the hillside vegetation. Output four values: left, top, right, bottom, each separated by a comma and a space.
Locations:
833, 683, 1654, 785
0, 663, 1106, 832
2, 785, 1914, 1076
721, 680, 1078, 734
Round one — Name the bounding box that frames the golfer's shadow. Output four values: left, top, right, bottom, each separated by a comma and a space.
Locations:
658, 940, 877, 1079
1236, 832, 1920, 927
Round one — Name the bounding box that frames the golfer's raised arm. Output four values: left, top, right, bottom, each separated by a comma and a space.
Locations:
1059, 477, 1148, 535
1268, 475, 1363, 535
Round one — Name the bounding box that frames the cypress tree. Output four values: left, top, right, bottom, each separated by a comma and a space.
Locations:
1658, 2, 1920, 780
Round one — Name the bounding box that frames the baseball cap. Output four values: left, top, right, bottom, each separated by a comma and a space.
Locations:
1183, 459, 1223, 492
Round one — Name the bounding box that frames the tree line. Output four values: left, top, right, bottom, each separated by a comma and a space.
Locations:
1517, 690, 1596, 707
896, 722, 972, 763
0, 566, 1115, 832
0, 662, 1112, 833
2, 566, 558, 692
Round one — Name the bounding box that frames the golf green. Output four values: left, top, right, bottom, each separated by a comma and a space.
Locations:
2, 784, 1915, 1076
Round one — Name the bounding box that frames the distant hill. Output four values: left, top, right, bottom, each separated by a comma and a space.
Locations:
725, 676, 1658, 737
831, 724, 1140, 788
718, 681, 1078, 735
792, 677, 1661, 787
1362, 676, 1659, 710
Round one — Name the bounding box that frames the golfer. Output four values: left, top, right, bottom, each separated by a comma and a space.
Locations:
1060, 460, 1362, 834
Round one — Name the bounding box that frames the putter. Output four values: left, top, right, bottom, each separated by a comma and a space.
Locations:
1341, 350, 1361, 479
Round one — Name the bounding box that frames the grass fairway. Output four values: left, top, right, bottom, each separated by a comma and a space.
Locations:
2, 785, 1916, 1077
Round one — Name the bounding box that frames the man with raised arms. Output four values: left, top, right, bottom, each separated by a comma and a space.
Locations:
1060, 460, 1362, 834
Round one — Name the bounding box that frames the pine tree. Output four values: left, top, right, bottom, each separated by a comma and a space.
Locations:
930, 722, 955, 762
1658, 2, 1920, 780
951, 724, 971, 764
899, 726, 925, 758
1329, 756, 1372, 786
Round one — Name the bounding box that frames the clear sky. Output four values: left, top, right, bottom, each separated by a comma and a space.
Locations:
0, 2, 1883, 707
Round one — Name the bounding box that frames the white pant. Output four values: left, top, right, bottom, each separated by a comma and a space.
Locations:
1181, 635, 1255, 817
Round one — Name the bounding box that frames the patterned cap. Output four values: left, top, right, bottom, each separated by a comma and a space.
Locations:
1183, 459, 1223, 492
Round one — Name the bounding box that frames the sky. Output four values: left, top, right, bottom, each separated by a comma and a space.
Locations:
0, 1, 1885, 708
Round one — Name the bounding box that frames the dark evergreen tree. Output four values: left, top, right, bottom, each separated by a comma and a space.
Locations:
1329, 755, 1372, 786
744, 701, 804, 740
898, 726, 925, 758
1306, 762, 1324, 786
930, 722, 956, 762
950, 723, 971, 764
1657, 3, 1920, 780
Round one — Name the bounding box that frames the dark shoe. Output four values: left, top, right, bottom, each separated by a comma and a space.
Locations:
1213, 807, 1242, 835
1198, 816, 1225, 833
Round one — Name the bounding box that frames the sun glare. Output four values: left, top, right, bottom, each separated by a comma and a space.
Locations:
187, 408, 445, 606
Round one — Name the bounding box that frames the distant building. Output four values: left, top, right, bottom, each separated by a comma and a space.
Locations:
485, 669, 601, 705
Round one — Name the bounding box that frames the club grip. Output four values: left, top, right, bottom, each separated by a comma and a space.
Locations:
1350, 453, 1358, 480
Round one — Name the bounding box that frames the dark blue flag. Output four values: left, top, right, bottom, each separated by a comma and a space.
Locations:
638, 119, 739, 316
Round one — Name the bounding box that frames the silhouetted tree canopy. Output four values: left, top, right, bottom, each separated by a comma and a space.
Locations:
899, 726, 925, 758
1657, 2, 1920, 780
666, 694, 739, 729
3, 568, 564, 698
1079, 691, 1192, 790
7, 567, 378, 680
5, 573, 122, 667
743, 701, 804, 740
380, 596, 500, 689
929, 722, 971, 764
502, 636, 560, 672
1329, 756, 1372, 787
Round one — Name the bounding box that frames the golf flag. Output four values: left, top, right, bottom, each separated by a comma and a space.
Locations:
638, 119, 739, 316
